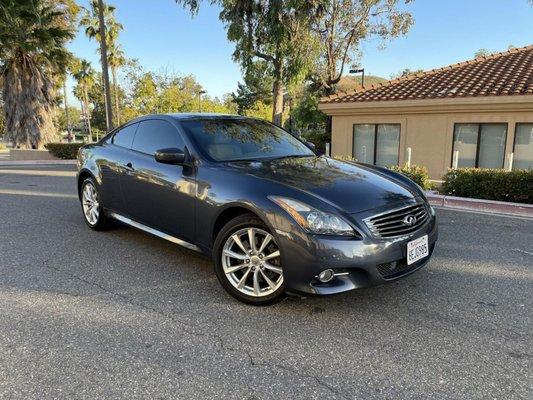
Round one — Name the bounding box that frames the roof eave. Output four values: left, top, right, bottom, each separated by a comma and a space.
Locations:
318, 95, 533, 116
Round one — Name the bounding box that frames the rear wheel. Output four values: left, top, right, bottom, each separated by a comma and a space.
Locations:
213, 214, 285, 305
80, 177, 110, 230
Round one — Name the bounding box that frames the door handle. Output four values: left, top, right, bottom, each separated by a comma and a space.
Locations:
124, 162, 134, 172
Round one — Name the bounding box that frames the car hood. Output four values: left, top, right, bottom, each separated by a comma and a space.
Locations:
228, 156, 417, 213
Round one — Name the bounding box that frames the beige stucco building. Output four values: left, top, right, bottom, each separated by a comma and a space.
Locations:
319, 45, 533, 181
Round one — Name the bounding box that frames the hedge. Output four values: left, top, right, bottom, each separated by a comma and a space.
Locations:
44, 143, 84, 159
442, 168, 533, 204
389, 165, 433, 190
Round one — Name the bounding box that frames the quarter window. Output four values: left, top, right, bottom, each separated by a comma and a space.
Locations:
513, 123, 533, 170
131, 120, 184, 156
112, 123, 138, 148
452, 123, 507, 168
353, 124, 400, 166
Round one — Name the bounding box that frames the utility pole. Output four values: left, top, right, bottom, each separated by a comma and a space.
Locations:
97, 0, 114, 132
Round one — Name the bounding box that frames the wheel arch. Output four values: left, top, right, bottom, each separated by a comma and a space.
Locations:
77, 169, 96, 200
212, 204, 267, 244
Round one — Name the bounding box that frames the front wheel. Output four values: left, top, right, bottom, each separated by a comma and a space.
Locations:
80, 177, 110, 230
213, 214, 285, 305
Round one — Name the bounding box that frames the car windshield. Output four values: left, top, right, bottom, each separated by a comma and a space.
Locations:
180, 118, 315, 162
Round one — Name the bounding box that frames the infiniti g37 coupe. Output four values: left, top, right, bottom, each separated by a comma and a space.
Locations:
77, 114, 438, 305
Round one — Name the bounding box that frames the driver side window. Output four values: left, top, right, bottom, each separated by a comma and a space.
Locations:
132, 120, 184, 156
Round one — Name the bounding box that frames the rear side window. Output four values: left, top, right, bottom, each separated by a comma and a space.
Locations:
112, 123, 138, 148
132, 119, 184, 156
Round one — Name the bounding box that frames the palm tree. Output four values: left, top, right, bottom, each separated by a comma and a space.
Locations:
108, 43, 126, 125
80, 0, 122, 130
0, 0, 75, 148
79, 0, 123, 44
72, 60, 96, 140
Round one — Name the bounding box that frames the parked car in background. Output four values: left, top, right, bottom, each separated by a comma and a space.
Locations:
77, 114, 438, 305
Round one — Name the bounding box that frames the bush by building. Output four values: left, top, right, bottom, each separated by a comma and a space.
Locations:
389, 165, 433, 190
44, 143, 84, 159
442, 168, 533, 204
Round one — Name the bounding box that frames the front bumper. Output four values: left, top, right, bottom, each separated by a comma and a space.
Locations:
277, 215, 438, 296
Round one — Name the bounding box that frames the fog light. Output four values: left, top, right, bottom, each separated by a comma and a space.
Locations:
317, 269, 335, 283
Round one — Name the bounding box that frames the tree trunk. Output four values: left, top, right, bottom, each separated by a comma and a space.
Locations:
83, 86, 92, 141
111, 66, 120, 126
63, 81, 71, 138
3, 61, 57, 149
271, 59, 284, 126
97, 0, 114, 131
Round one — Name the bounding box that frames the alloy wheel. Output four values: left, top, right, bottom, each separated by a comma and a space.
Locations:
82, 182, 100, 226
221, 227, 283, 297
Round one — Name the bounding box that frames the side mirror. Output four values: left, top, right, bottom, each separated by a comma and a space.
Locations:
305, 141, 316, 151
155, 148, 186, 165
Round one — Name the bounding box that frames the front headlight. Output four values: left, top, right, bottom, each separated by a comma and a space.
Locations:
269, 196, 356, 236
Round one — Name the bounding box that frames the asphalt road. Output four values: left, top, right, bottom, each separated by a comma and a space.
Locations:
0, 164, 531, 400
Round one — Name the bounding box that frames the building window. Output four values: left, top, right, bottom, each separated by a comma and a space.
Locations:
353, 124, 400, 166
452, 123, 507, 168
513, 123, 533, 170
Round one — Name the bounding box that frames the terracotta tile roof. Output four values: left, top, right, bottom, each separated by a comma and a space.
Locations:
320, 45, 533, 104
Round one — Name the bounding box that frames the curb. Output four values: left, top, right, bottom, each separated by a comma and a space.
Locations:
0, 160, 77, 166
426, 193, 533, 218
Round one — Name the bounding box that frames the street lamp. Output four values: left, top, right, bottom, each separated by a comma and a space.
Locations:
349, 67, 365, 88
198, 90, 206, 113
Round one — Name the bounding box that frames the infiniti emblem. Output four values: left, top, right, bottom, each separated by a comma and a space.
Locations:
402, 214, 417, 226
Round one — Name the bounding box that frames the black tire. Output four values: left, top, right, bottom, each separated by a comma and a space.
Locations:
213, 213, 285, 306
80, 177, 110, 231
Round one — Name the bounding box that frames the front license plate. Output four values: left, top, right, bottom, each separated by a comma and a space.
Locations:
407, 235, 429, 265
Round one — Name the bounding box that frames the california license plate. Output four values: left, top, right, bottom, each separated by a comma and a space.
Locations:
407, 235, 429, 265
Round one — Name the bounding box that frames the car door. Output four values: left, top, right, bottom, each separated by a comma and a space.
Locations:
120, 118, 196, 242
100, 122, 139, 214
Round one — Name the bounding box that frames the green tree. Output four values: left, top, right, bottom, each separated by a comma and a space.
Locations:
175, 0, 318, 126
0, 0, 75, 148
391, 68, 424, 79
288, 88, 327, 149
80, 0, 123, 130
310, 0, 414, 93
72, 60, 96, 138
80, 0, 123, 44
108, 43, 126, 125
231, 61, 272, 115
56, 106, 81, 133
474, 48, 490, 58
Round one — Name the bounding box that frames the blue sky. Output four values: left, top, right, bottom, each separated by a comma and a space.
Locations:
68, 0, 533, 100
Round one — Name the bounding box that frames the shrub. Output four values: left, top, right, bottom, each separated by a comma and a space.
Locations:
44, 143, 84, 159
442, 168, 533, 204
0, 142, 6, 150
389, 164, 433, 190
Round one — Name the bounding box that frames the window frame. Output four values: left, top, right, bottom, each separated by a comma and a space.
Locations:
352, 123, 401, 166
451, 123, 508, 169
512, 122, 533, 170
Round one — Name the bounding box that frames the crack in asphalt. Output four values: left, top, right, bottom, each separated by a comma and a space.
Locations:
40, 259, 349, 399
243, 348, 350, 400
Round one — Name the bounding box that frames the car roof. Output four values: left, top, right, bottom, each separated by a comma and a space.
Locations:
116, 113, 265, 131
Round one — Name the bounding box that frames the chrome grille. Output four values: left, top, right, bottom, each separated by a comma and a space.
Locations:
364, 203, 429, 238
